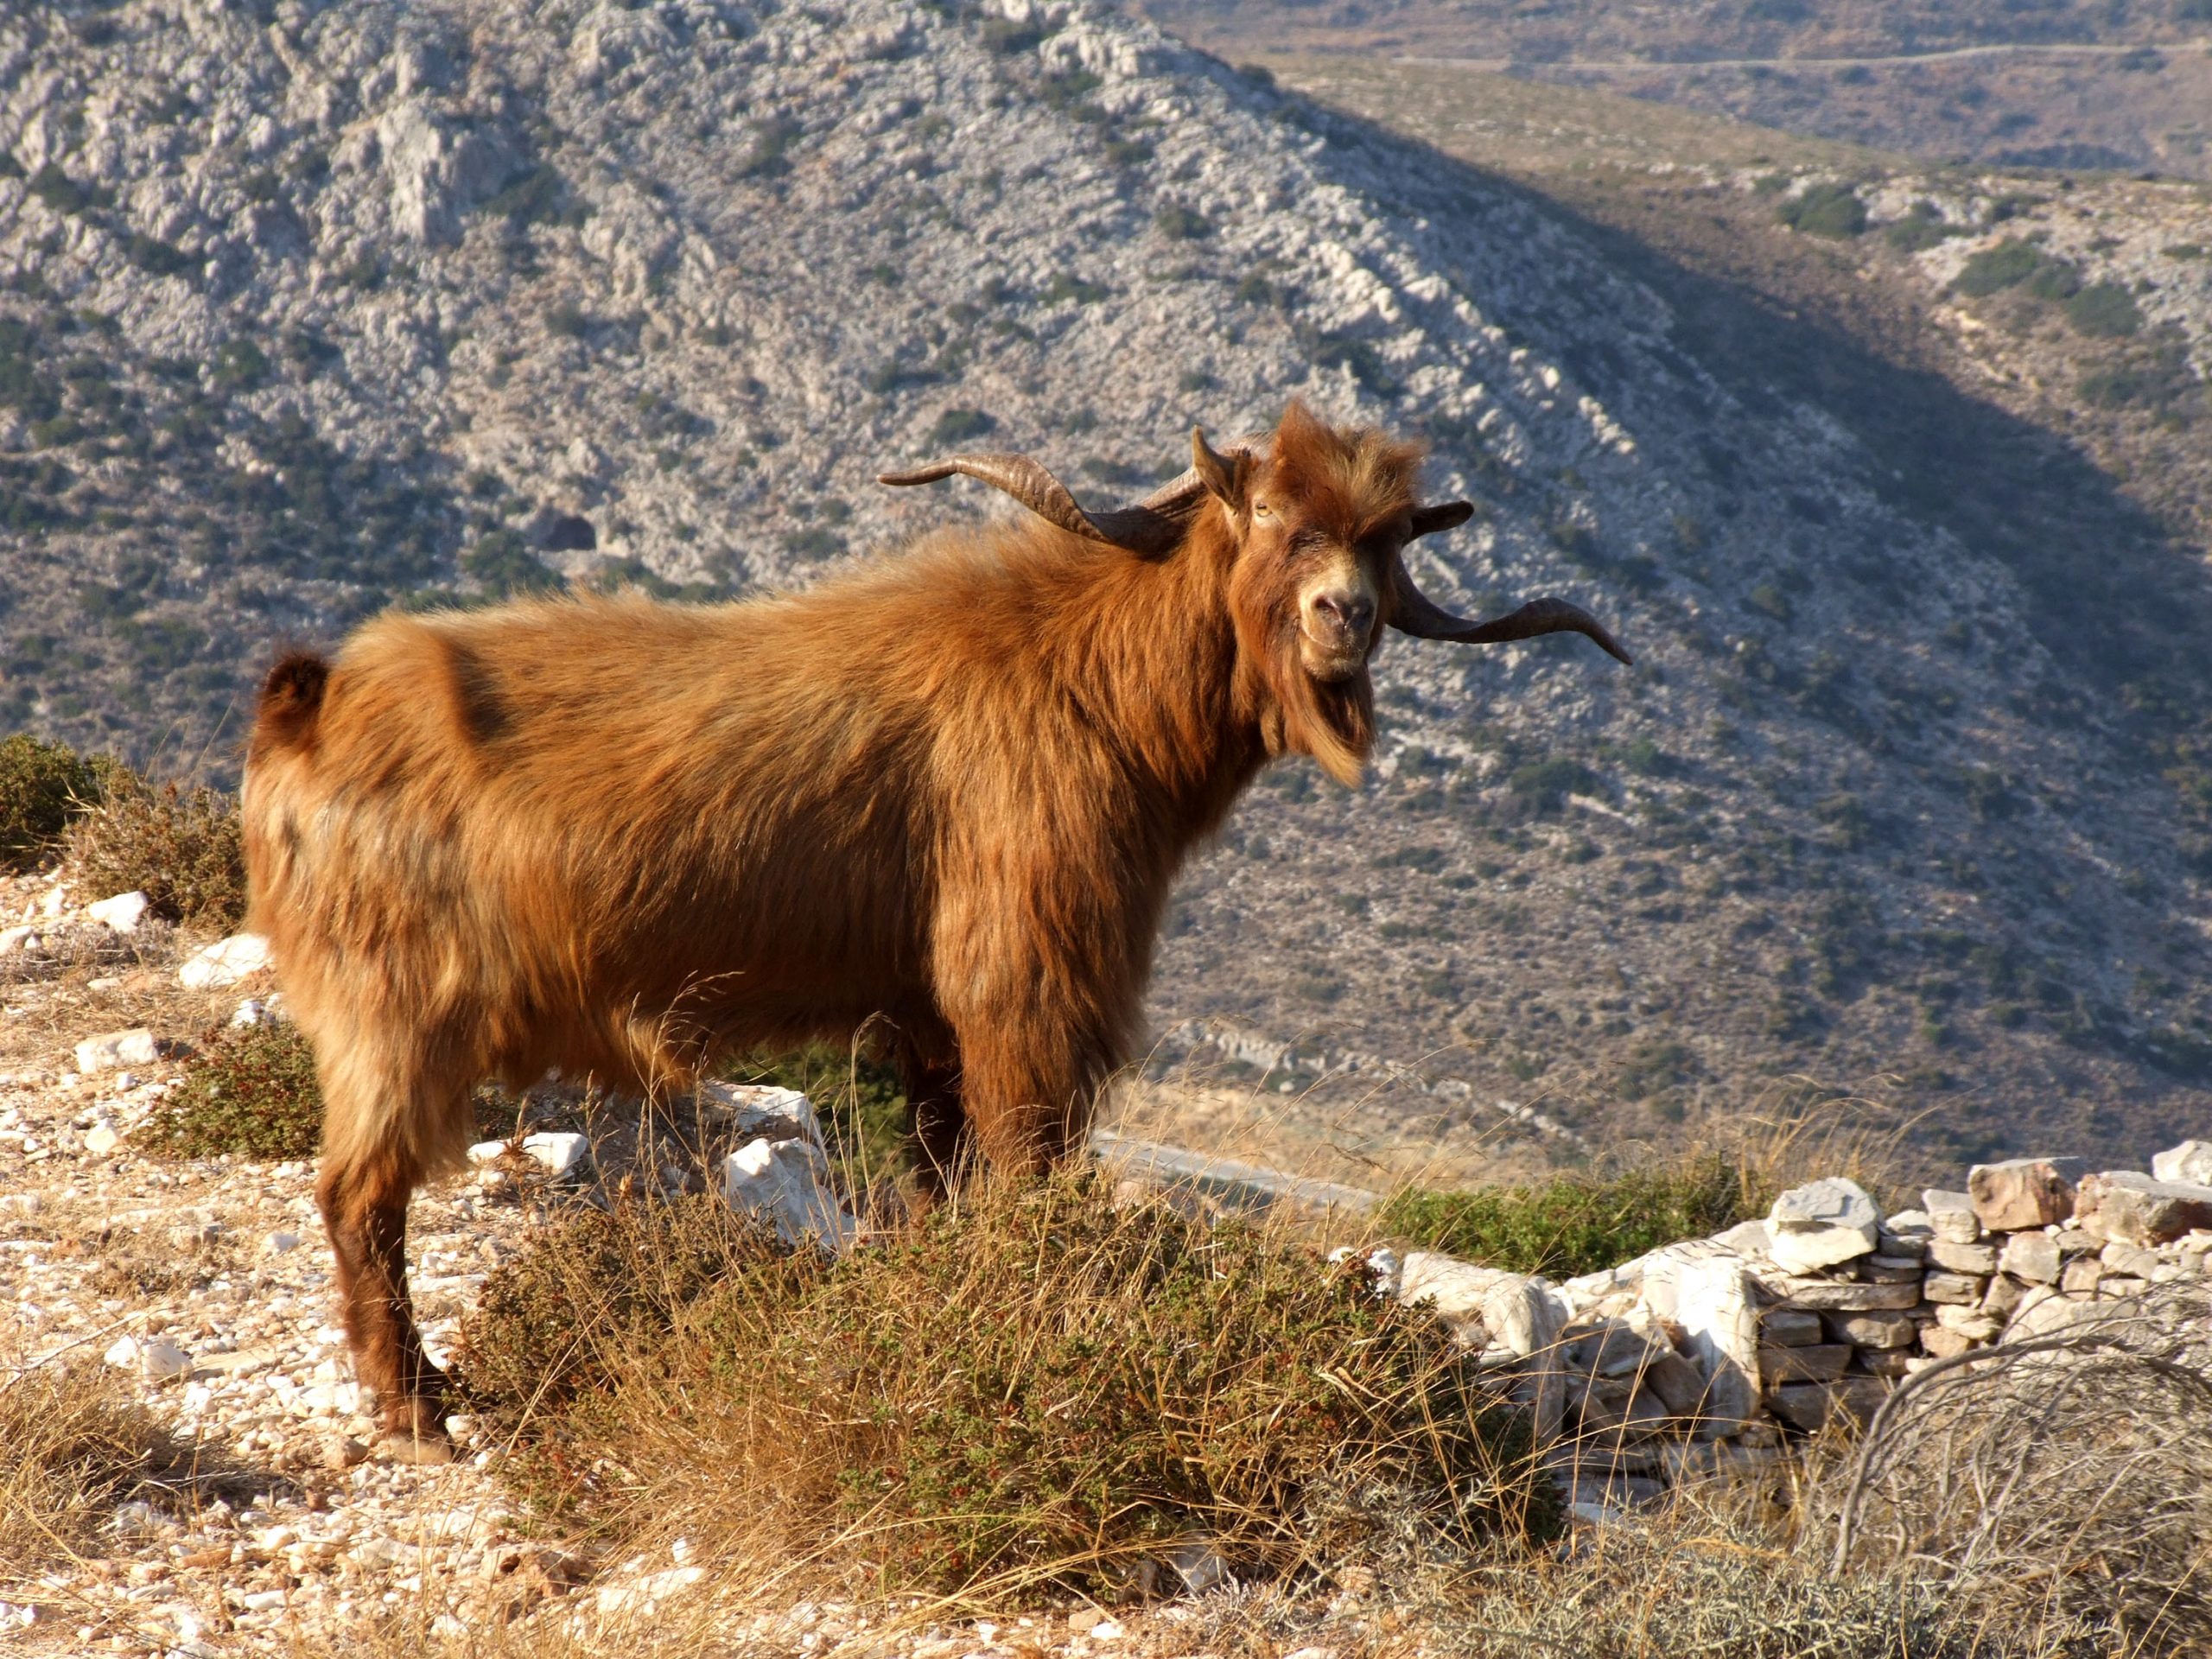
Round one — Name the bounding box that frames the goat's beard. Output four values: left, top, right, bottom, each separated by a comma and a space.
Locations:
1269, 653, 1375, 786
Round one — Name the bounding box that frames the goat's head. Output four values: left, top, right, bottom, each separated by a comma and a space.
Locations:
880, 399, 1630, 782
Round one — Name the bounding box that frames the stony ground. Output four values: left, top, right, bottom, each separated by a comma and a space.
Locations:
0, 867, 1420, 1657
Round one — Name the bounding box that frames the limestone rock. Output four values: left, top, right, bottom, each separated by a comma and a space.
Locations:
1758, 1343, 1850, 1384
1769, 1377, 1888, 1433
1967, 1158, 2085, 1231
1823, 1309, 1916, 1348
1922, 1270, 1988, 1305
86, 891, 149, 932
1667, 1252, 1763, 1431
75, 1028, 159, 1075
2074, 1170, 2212, 1246
1766, 1276, 1920, 1312
180, 934, 272, 990
1927, 1237, 1999, 1274
720, 1135, 858, 1253
1998, 1231, 2062, 1284
1759, 1307, 1823, 1347
1922, 1190, 1981, 1243
1764, 1177, 1879, 1274
695, 1081, 822, 1148
2152, 1141, 2212, 1185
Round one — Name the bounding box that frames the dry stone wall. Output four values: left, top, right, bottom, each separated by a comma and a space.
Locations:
1382, 1153, 2212, 1517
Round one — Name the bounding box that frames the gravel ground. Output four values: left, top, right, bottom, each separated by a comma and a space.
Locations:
1, 867, 1395, 1659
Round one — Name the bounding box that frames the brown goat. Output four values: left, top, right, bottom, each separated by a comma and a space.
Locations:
242, 399, 1628, 1458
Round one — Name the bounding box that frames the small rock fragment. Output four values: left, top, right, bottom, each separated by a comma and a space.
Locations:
1967, 1158, 2085, 1231
2152, 1141, 2212, 1185
1922, 1189, 1981, 1243
1764, 1177, 1880, 1274
86, 891, 150, 933
76, 1028, 160, 1076
179, 933, 272, 990
2075, 1171, 2212, 1247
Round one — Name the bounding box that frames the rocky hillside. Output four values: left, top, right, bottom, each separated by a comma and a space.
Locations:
3, 0, 2211, 1166
1147, 0, 2212, 179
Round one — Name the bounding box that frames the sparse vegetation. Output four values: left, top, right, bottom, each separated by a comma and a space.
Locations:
139, 1019, 323, 1160
0, 1360, 183, 1571
1775, 181, 1866, 238
1380, 1154, 1763, 1277
63, 768, 245, 928
0, 731, 105, 869
459, 1171, 1553, 1598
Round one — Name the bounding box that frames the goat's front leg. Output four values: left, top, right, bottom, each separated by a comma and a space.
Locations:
316, 1146, 449, 1463
893, 1031, 969, 1204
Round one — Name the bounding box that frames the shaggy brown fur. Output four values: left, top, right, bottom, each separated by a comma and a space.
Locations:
243, 401, 1621, 1452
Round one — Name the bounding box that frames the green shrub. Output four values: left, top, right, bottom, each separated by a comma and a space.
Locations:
1885, 203, 1963, 253
2019, 257, 2081, 302
1776, 182, 1866, 238
462, 529, 562, 596
928, 406, 995, 445
1154, 201, 1211, 240
211, 337, 269, 391
1951, 238, 2044, 297
1507, 756, 1599, 814
63, 771, 246, 928
458, 1173, 1553, 1594
0, 733, 105, 870
140, 1020, 321, 1160
2061, 282, 2141, 338
1380, 1156, 1762, 1277
124, 232, 195, 278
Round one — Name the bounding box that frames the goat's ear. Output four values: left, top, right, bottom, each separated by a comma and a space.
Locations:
1192, 427, 1249, 512
1408, 501, 1476, 541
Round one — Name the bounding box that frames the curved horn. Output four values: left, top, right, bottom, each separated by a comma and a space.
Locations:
1389, 556, 1634, 664
878, 448, 1249, 556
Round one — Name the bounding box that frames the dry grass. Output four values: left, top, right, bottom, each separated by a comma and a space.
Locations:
1825, 1281, 2212, 1656
62, 768, 245, 930
455, 1167, 1554, 1611
0, 1353, 184, 1576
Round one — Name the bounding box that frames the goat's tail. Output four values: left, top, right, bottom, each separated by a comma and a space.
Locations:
252, 651, 330, 754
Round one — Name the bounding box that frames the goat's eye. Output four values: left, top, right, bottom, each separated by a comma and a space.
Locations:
1252, 501, 1273, 519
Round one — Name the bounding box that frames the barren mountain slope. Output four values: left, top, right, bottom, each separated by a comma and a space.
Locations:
3, 0, 2210, 1166
1146, 0, 2212, 180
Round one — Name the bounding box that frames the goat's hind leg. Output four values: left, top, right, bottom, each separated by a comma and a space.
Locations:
315, 1057, 472, 1463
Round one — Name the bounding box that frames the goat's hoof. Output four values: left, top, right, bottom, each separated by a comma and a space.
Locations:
379, 1421, 455, 1465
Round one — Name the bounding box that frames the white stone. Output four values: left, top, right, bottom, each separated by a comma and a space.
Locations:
1765, 1177, 1880, 1274
520, 1131, 591, 1179
180, 933, 271, 989
595, 1565, 704, 1617
76, 1028, 159, 1075
105, 1334, 190, 1380
1922, 1189, 1981, 1243
231, 997, 277, 1027
1666, 1253, 1763, 1431
0, 925, 41, 954
82, 1121, 121, 1155
1396, 1251, 1522, 1324
2152, 1141, 2212, 1185
721, 1135, 857, 1252
696, 1080, 823, 1147
265, 1230, 302, 1255
86, 890, 150, 932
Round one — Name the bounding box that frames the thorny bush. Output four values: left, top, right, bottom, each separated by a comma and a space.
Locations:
456, 1171, 1554, 1603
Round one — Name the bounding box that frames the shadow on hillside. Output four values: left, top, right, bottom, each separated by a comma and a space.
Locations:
1311, 97, 2212, 841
